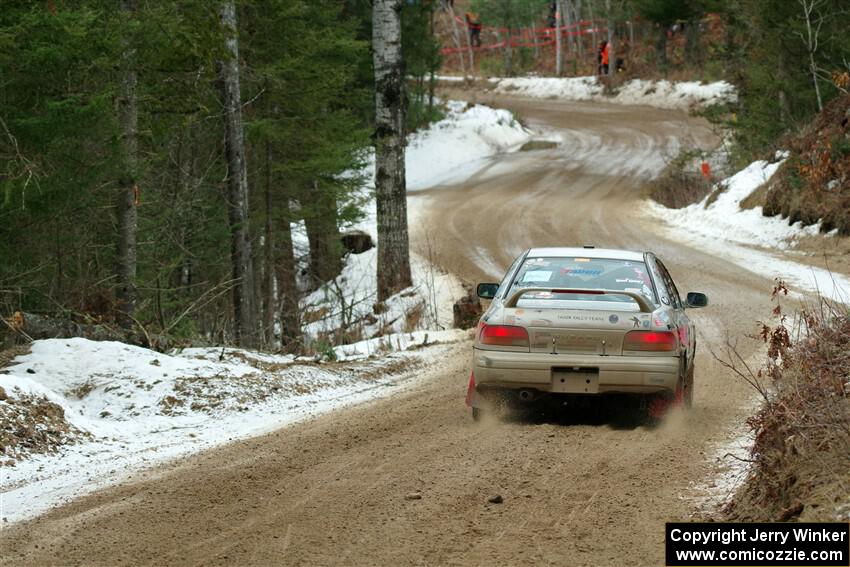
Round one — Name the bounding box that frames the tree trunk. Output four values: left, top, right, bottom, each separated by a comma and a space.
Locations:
504, 28, 514, 76
373, 0, 413, 303
555, 6, 563, 75
116, 0, 138, 329
263, 141, 275, 347
303, 180, 342, 286
684, 17, 700, 67
801, 0, 823, 112
589, 0, 597, 66
562, 0, 575, 66
217, 0, 256, 347
656, 26, 668, 75
445, 6, 466, 74
573, 0, 584, 62
276, 206, 300, 350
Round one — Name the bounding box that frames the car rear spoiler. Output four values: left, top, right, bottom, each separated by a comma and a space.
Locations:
503, 287, 655, 313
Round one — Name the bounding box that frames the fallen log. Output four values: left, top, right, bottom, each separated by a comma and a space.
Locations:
1, 311, 173, 351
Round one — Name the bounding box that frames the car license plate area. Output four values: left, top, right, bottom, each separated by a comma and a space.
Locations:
552, 367, 599, 393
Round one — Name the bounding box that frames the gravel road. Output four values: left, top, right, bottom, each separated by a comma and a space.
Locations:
0, 96, 777, 567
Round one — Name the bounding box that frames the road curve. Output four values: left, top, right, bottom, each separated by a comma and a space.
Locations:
0, 97, 776, 567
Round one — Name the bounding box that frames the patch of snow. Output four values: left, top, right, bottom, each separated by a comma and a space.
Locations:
691, 420, 756, 512
333, 329, 468, 361
646, 156, 850, 301
407, 100, 531, 190
301, 100, 530, 342
492, 76, 737, 110
0, 99, 528, 524
301, 245, 466, 341
496, 76, 603, 102
653, 157, 821, 250
0, 336, 464, 524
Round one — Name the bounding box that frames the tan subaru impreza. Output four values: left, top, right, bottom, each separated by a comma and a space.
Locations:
466, 247, 708, 421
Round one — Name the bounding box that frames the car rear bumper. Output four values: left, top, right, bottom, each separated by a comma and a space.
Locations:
472, 348, 680, 395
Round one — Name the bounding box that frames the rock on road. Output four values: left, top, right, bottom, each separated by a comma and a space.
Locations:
0, 96, 774, 567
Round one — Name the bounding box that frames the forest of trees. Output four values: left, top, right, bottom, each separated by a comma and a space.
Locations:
0, 0, 438, 350
1, 0, 848, 352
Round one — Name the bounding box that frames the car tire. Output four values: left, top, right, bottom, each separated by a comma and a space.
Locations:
644, 391, 671, 423
683, 364, 694, 408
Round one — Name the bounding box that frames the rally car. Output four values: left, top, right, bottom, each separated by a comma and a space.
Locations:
466, 247, 708, 421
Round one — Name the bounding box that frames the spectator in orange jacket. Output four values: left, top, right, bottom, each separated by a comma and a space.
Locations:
598, 40, 609, 75
465, 11, 482, 47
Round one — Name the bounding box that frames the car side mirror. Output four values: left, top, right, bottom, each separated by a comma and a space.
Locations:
477, 283, 499, 299
686, 292, 708, 308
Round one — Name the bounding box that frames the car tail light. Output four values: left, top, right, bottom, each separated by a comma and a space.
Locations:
480, 324, 530, 349
623, 330, 678, 352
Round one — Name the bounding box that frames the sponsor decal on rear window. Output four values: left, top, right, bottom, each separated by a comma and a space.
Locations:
522, 270, 553, 283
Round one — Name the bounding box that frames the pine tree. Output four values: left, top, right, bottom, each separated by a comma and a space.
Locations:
217, 0, 256, 347
116, 0, 139, 328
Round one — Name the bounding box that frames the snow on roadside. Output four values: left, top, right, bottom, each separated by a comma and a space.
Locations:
300, 100, 531, 342
645, 154, 850, 301
0, 98, 526, 525
689, 421, 756, 514
650, 154, 821, 250
490, 76, 736, 110
407, 100, 531, 191
301, 245, 465, 341
0, 334, 465, 523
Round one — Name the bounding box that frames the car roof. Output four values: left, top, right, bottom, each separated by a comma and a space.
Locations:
525, 247, 646, 262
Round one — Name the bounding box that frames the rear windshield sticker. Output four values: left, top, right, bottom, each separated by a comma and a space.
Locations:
522, 270, 553, 283
616, 278, 643, 284
574, 258, 591, 262
561, 268, 602, 276
557, 313, 605, 322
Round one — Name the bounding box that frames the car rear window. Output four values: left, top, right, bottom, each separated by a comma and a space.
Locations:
508, 256, 657, 307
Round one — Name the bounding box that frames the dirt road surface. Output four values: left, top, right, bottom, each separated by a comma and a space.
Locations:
1, 97, 778, 566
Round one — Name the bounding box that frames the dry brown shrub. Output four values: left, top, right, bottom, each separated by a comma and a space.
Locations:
721, 282, 850, 522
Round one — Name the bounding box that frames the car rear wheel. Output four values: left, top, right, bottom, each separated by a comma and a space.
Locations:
644, 372, 690, 423
683, 364, 694, 408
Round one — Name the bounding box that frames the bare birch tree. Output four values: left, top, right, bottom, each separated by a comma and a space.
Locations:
373, 0, 413, 303
116, 0, 138, 328
797, 0, 826, 112
555, 2, 563, 75
217, 0, 256, 346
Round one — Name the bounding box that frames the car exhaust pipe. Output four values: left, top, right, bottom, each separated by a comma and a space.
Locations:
518, 389, 536, 402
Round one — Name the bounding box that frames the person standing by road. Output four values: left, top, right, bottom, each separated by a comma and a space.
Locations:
465, 11, 482, 47
597, 40, 609, 75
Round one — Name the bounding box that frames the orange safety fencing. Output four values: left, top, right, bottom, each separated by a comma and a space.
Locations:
443, 16, 608, 55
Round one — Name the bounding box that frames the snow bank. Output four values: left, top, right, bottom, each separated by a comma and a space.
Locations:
301, 246, 465, 340
0, 334, 464, 523
0, 99, 528, 523
492, 76, 737, 110
406, 100, 530, 190
299, 100, 530, 342
646, 155, 850, 301
653, 155, 821, 251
